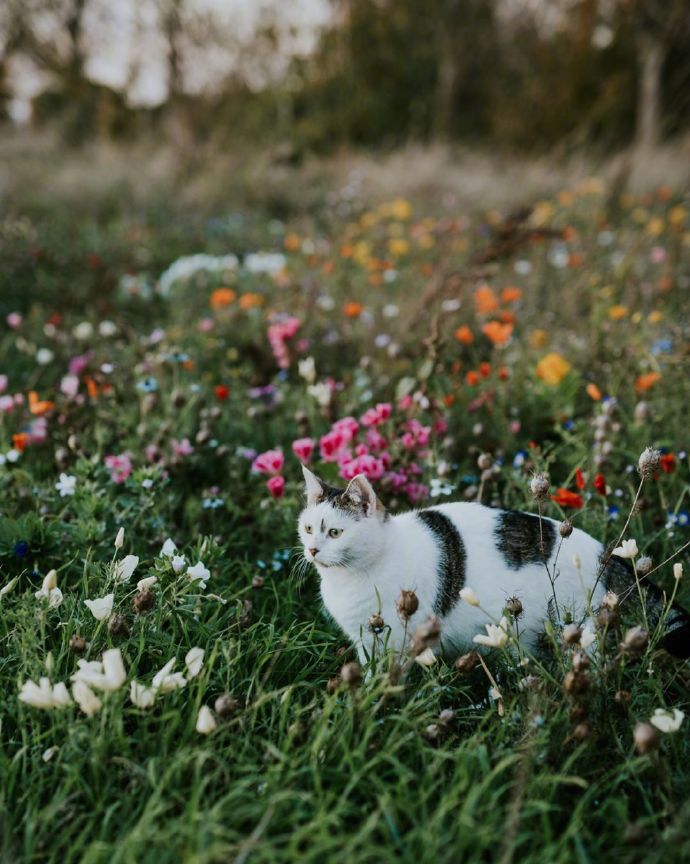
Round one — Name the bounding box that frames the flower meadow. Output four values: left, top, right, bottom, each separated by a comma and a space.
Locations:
1, 178, 690, 864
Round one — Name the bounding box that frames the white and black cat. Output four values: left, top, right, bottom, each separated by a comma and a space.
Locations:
297, 466, 690, 663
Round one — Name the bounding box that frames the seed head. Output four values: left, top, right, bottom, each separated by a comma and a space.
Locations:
622, 626, 648, 654
477, 453, 493, 471
530, 473, 550, 500
636, 556, 653, 576
572, 651, 590, 672
69, 634, 86, 654
396, 589, 419, 619
505, 596, 523, 618
559, 520, 573, 538
597, 606, 619, 629
633, 722, 659, 754
340, 662, 362, 687
214, 694, 241, 717
252, 574, 265, 589
571, 722, 592, 742
563, 671, 590, 695
132, 587, 155, 614
454, 651, 478, 674
368, 613, 385, 634
424, 723, 441, 743
602, 590, 619, 609
107, 613, 130, 638
562, 623, 582, 645
638, 447, 661, 478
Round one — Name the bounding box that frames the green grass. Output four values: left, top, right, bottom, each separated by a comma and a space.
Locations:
0, 147, 689, 863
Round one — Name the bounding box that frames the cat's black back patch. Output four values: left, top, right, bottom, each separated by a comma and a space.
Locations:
417, 510, 467, 617
495, 510, 556, 569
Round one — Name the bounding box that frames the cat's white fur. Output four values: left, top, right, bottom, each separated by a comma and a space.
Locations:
298, 466, 606, 663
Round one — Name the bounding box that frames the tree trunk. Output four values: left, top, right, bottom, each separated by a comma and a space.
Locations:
636, 31, 665, 150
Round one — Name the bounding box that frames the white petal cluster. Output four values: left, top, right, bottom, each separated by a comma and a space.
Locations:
473, 617, 510, 649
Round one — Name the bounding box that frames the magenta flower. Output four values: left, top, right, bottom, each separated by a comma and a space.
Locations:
252, 449, 285, 475
267, 475, 285, 498
292, 438, 316, 463
267, 316, 301, 369
332, 416, 359, 442
404, 482, 429, 504
319, 429, 347, 463
105, 453, 133, 484
339, 454, 385, 482
171, 438, 194, 457
68, 352, 94, 376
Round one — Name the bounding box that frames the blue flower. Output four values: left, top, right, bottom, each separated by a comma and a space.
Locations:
136, 377, 158, 393
14, 540, 29, 558
651, 338, 672, 356
607, 506, 620, 521
513, 450, 527, 468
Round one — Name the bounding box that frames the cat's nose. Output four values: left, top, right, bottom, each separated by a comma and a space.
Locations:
309, 547, 319, 557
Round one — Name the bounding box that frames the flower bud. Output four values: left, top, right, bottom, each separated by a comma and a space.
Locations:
114, 527, 125, 549
634, 401, 649, 423
597, 607, 619, 629
438, 708, 455, 726
69, 634, 86, 654
602, 590, 619, 609
252, 574, 265, 589
673, 563, 683, 581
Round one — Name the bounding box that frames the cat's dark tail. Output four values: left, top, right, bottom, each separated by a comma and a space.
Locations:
602, 554, 690, 659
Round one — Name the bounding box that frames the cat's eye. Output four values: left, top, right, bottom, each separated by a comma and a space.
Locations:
328, 528, 343, 538
304, 525, 313, 534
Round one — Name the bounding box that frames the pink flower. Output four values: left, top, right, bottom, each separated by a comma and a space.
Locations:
171, 438, 194, 457
398, 395, 413, 410
292, 438, 316, 462
339, 454, 385, 482
105, 453, 133, 484
6, 312, 22, 329
267, 316, 301, 369
366, 429, 388, 452
386, 471, 408, 490
267, 475, 285, 498
650, 246, 666, 264
332, 416, 359, 442
0, 395, 14, 413
354, 443, 369, 457
68, 352, 93, 376
145, 444, 161, 463
360, 403, 392, 427
319, 429, 347, 462
252, 449, 284, 475
198, 318, 215, 332
404, 482, 429, 504
60, 375, 80, 398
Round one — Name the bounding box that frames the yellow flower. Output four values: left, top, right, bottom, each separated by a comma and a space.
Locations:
669, 206, 687, 227
389, 198, 412, 220
608, 305, 628, 320
648, 310, 663, 323
536, 353, 572, 386
530, 201, 554, 227
646, 217, 665, 237
529, 329, 549, 349
388, 238, 410, 256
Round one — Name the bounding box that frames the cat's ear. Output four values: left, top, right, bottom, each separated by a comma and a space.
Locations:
302, 464, 325, 505
345, 474, 378, 517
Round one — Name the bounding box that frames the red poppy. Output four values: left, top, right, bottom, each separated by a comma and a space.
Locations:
214, 385, 230, 401
551, 488, 584, 508
594, 474, 607, 495
575, 468, 586, 490
660, 453, 676, 473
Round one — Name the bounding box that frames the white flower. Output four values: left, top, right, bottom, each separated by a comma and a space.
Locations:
19, 677, 72, 710
307, 382, 332, 408
137, 575, 157, 591
42, 746, 59, 762
580, 627, 596, 649
160, 538, 177, 557
650, 707, 684, 734
36, 348, 54, 365
71, 649, 126, 692
459, 587, 480, 607
84, 593, 114, 621
73, 321, 94, 340
613, 539, 638, 559
195, 705, 217, 735
130, 681, 157, 709
414, 647, 437, 667
473, 616, 510, 649
114, 527, 125, 549
171, 555, 186, 574
35, 570, 63, 607
6, 449, 20, 463
72, 680, 102, 717
0, 576, 18, 597
244, 251, 286, 275
55, 473, 77, 497
114, 555, 139, 583
187, 561, 210, 588
185, 647, 205, 679
152, 658, 187, 693
673, 563, 683, 581
298, 357, 316, 384
98, 320, 117, 337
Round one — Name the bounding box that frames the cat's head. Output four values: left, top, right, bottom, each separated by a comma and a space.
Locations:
297, 465, 388, 571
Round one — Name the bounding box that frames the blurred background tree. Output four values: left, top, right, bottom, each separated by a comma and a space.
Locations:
0, 0, 688, 153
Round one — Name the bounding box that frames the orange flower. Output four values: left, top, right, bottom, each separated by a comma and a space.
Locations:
499, 310, 515, 325
283, 233, 301, 251
210, 288, 236, 310
454, 325, 474, 345
529, 329, 549, 349
465, 370, 479, 386
12, 433, 29, 451
586, 383, 602, 401
501, 286, 522, 304
85, 377, 99, 399
28, 391, 55, 415
474, 284, 499, 315
482, 320, 514, 346
343, 302, 363, 318
635, 372, 661, 392
568, 253, 582, 268
479, 362, 492, 378
498, 367, 510, 380
239, 292, 265, 310
443, 393, 456, 407
536, 353, 572, 386
322, 260, 335, 274
340, 244, 354, 258
608, 305, 628, 320
368, 273, 383, 287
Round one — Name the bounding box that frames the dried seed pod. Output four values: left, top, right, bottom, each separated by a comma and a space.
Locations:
621, 626, 648, 654
602, 590, 619, 609
530, 473, 550, 500
562, 623, 583, 645
572, 651, 590, 672
505, 596, 523, 618
559, 520, 573, 538
340, 662, 362, 686
597, 607, 619, 629
326, 676, 341, 694
570, 703, 588, 722
396, 589, 419, 618
107, 613, 130, 638
438, 708, 455, 726
368, 613, 385, 634
571, 722, 592, 742
252, 574, 265, 589
633, 722, 659, 754
455, 651, 479, 674
69, 634, 86, 654
214, 694, 241, 717
636, 556, 653, 577
132, 587, 155, 614
564, 671, 590, 695
638, 447, 661, 478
